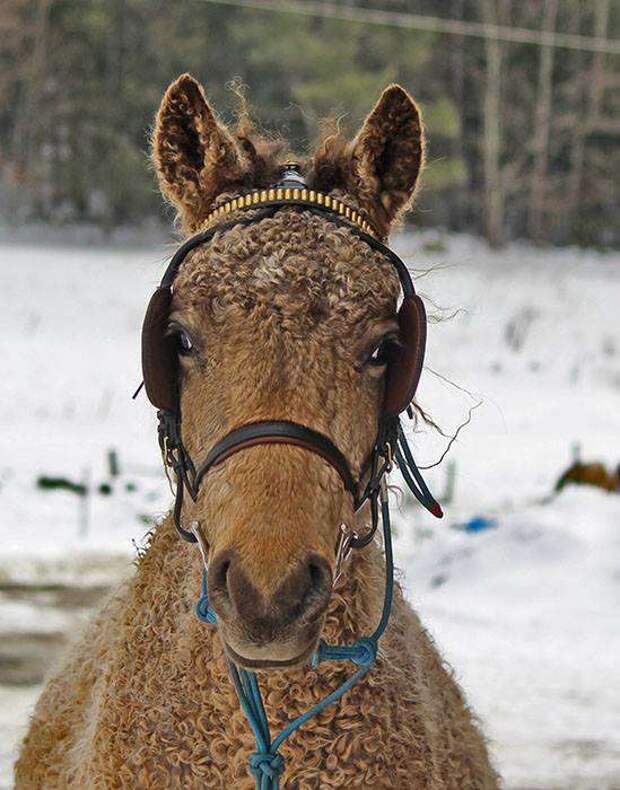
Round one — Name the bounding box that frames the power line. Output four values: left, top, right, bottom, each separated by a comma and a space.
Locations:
201, 0, 620, 55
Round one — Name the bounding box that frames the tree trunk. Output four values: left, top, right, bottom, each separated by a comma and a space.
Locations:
480, 0, 504, 248
448, 0, 467, 232
564, 0, 610, 236
527, 0, 558, 243
11, 0, 51, 181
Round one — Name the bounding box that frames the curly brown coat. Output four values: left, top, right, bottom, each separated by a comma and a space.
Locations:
15, 75, 500, 789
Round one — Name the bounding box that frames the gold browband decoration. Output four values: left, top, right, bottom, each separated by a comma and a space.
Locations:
202, 188, 377, 237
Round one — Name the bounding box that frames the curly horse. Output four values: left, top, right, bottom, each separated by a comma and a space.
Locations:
16, 75, 500, 788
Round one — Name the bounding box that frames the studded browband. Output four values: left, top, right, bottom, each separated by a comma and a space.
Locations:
200, 165, 380, 240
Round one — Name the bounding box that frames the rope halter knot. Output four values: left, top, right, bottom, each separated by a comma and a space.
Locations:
195, 594, 217, 625
249, 752, 285, 782
349, 637, 378, 667
311, 636, 378, 669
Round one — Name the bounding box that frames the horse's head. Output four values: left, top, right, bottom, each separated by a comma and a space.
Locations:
149, 74, 424, 669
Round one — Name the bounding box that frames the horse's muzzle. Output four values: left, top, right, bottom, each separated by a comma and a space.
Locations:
207, 549, 332, 664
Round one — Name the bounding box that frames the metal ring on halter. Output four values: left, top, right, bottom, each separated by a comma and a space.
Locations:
191, 522, 210, 568
333, 524, 358, 589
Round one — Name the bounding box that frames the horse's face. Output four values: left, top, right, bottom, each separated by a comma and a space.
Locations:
169, 217, 400, 667
152, 74, 424, 668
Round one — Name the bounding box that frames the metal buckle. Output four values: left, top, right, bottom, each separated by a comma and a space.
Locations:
354, 441, 393, 513
383, 441, 393, 473
333, 523, 357, 589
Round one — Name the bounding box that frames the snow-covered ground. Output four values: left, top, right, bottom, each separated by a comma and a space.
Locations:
1, 233, 619, 788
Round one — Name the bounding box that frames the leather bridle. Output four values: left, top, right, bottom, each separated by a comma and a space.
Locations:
141, 166, 441, 550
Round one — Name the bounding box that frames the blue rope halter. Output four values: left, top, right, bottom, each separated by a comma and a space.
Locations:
195, 479, 395, 789
191, 422, 442, 787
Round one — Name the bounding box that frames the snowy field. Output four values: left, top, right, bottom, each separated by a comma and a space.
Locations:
1, 232, 619, 788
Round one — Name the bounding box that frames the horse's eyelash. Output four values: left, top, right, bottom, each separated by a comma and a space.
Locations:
165, 322, 186, 337
354, 334, 401, 371
372, 333, 401, 351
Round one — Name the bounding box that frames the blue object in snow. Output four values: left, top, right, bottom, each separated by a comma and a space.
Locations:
462, 516, 498, 533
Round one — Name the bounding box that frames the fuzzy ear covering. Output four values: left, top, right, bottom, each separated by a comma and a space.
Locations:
311, 85, 424, 237
152, 74, 249, 231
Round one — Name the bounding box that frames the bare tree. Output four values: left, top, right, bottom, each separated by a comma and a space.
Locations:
527, 0, 558, 242
564, 0, 611, 236
479, 0, 504, 247
10, 0, 52, 182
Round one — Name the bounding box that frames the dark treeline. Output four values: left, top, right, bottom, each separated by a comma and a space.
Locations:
0, 0, 617, 247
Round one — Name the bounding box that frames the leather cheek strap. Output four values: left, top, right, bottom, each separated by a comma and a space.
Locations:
191, 421, 359, 502
383, 294, 427, 417
142, 287, 177, 413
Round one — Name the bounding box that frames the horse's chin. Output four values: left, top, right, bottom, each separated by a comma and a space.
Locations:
223, 636, 319, 672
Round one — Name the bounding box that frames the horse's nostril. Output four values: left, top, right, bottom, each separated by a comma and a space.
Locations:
291, 555, 332, 621
308, 561, 321, 585
216, 560, 230, 588
209, 552, 233, 603
307, 557, 331, 594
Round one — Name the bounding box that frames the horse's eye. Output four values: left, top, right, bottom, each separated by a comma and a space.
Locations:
368, 343, 388, 367
366, 336, 398, 368
176, 329, 194, 355
166, 322, 196, 357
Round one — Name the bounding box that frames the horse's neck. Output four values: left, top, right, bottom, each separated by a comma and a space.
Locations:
137, 517, 386, 649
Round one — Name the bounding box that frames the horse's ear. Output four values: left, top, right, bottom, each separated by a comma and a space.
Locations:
312, 85, 424, 236
152, 74, 248, 231
351, 85, 424, 233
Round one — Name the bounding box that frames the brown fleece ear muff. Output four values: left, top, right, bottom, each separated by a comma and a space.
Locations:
384, 294, 427, 417
142, 287, 177, 413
